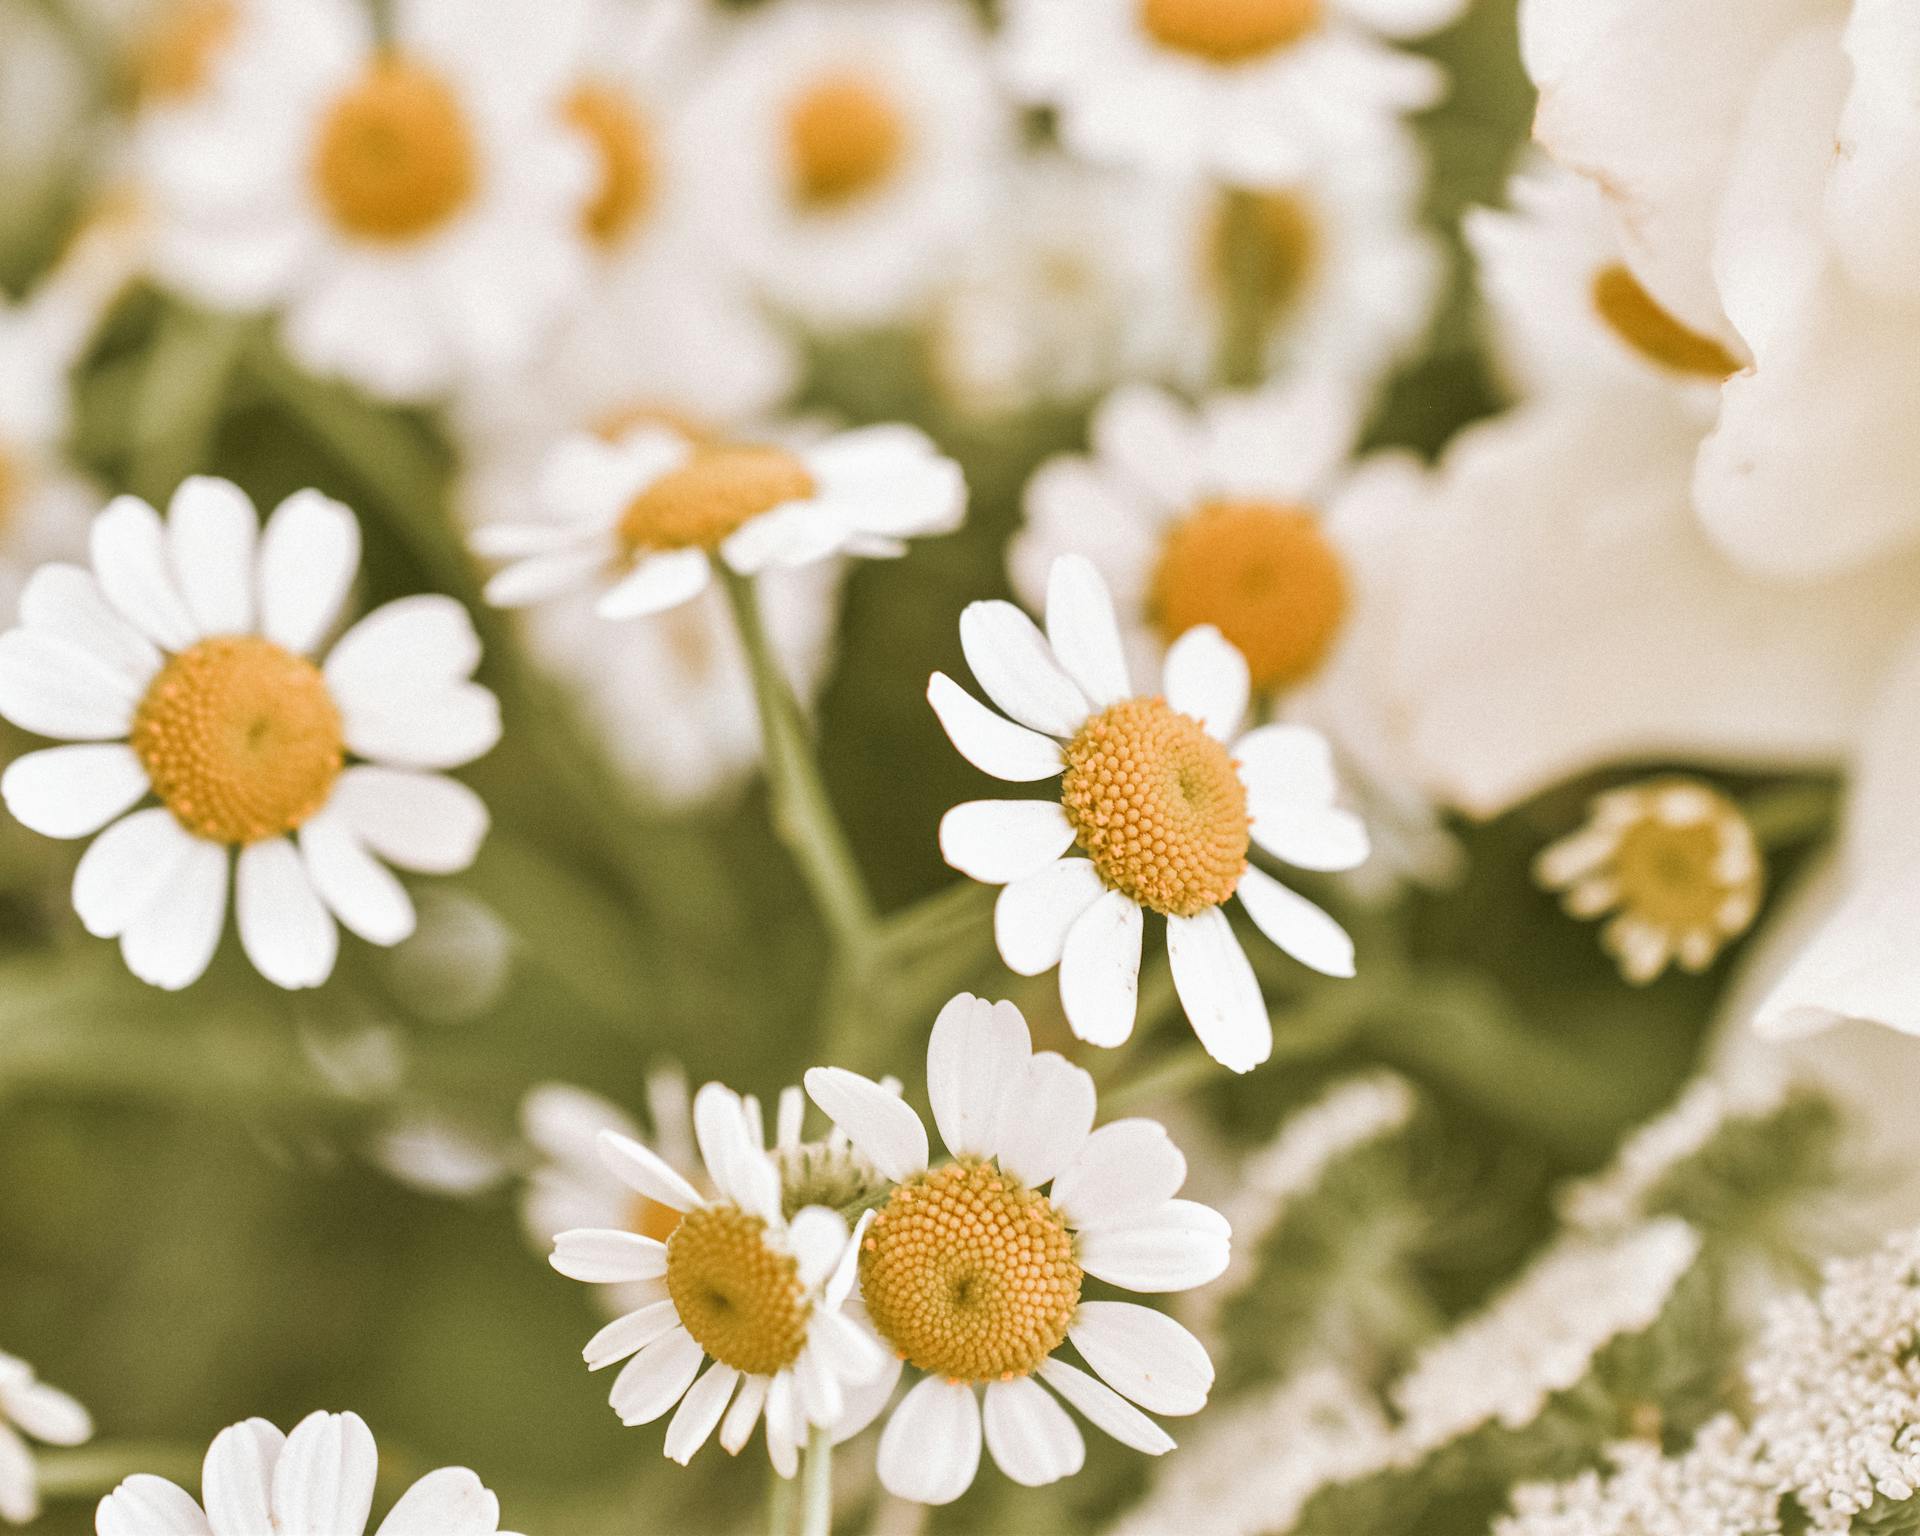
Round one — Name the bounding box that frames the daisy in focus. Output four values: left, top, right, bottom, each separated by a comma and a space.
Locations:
94, 1409, 521, 1535
0, 478, 497, 991
0, 1351, 90, 1526
933, 554, 1366, 1072
549, 1081, 884, 1475
805, 993, 1227, 1505
1000, 0, 1458, 184
475, 420, 964, 623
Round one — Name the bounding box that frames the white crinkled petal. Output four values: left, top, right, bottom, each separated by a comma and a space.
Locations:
876, 1378, 981, 1507
1058, 889, 1142, 1048
1238, 867, 1356, 979
992, 1051, 1096, 1189
958, 600, 1090, 738
939, 799, 1076, 885
928, 993, 1031, 1160
804, 1068, 929, 1181
1068, 1301, 1213, 1416
983, 1376, 1085, 1488
995, 859, 1106, 977
926, 673, 1063, 782
1076, 1199, 1232, 1293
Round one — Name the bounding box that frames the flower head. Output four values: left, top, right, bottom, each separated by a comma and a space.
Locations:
0, 1352, 90, 1525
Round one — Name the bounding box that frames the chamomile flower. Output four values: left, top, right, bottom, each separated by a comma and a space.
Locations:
0, 478, 497, 991
139, 0, 594, 401
95, 1410, 522, 1535
549, 1082, 885, 1476
805, 994, 1227, 1505
685, 0, 1010, 328
1000, 0, 1457, 184
475, 421, 964, 623
933, 554, 1366, 1072
0, 1352, 90, 1526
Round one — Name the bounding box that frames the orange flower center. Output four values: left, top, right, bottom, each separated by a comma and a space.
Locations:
134, 0, 236, 103
784, 73, 908, 209
664, 1205, 810, 1376
564, 84, 656, 247
312, 58, 478, 243
627, 1193, 685, 1247
617, 444, 814, 555
1591, 266, 1740, 380
1141, 0, 1321, 63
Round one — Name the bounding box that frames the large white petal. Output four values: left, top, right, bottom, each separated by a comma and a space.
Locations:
372, 1468, 500, 1536
166, 477, 257, 638
325, 595, 482, 705
1251, 806, 1371, 873
1045, 555, 1132, 709
803, 1068, 928, 1181
96, 1475, 213, 1536
91, 495, 198, 650
257, 490, 361, 654
664, 1364, 740, 1466
693, 1082, 780, 1223
17, 564, 159, 685
1068, 1302, 1213, 1415
329, 768, 488, 873
876, 1378, 981, 1507
550, 1228, 668, 1284
236, 837, 337, 990
992, 1051, 1096, 1189
1, 1377, 90, 1444
609, 1327, 704, 1426
1162, 626, 1249, 742
2, 745, 148, 838
926, 673, 1063, 783
787, 1206, 851, 1292
1058, 889, 1142, 1048
1167, 907, 1271, 1074
1076, 1200, 1231, 1292
958, 600, 1089, 738
0, 630, 141, 740
927, 993, 1031, 1160
269, 1410, 376, 1536
596, 550, 712, 620
201, 1418, 284, 1536
1237, 867, 1356, 979
995, 858, 1106, 977
1050, 1119, 1187, 1231
939, 799, 1076, 885
983, 1377, 1085, 1488
339, 682, 501, 771
73, 809, 194, 939
1035, 1358, 1174, 1457
297, 813, 415, 946
1234, 724, 1339, 810
1090, 385, 1200, 507
595, 1130, 701, 1214
119, 835, 228, 991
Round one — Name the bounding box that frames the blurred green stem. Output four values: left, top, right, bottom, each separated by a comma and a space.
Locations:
36, 1442, 202, 1500
1214, 187, 1271, 390
798, 1428, 833, 1536
127, 306, 250, 503
767, 1470, 795, 1536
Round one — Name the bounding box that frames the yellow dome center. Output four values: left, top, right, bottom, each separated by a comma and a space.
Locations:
1591, 266, 1740, 380
564, 84, 656, 247
1151, 500, 1348, 691
617, 444, 814, 555
134, 0, 236, 103
1061, 696, 1249, 917
664, 1205, 811, 1377
1611, 816, 1742, 932
312, 58, 478, 244
1141, 0, 1321, 63
131, 636, 345, 845
1208, 189, 1319, 329
785, 73, 908, 210
860, 1160, 1081, 1382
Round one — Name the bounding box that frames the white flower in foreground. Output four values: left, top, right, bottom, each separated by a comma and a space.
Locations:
0, 477, 497, 991
549, 1082, 884, 1476
0, 1352, 90, 1525
933, 554, 1365, 1073
95, 1410, 520, 1536
1000, 0, 1456, 184
477, 422, 964, 622
806, 994, 1227, 1505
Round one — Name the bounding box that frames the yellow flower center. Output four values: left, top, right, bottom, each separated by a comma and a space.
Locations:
664, 1205, 811, 1377
628, 1193, 685, 1247
1591, 266, 1740, 381
1141, 0, 1321, 63
860, 1161, 1081, 1383
312, 58, 478, 244
1151, 500, 1348, 691
134, 0, 236, 103
131, 636, 345, 845
564, 84, 656, 247
1061, 696, 1249, 917
1611, 815, 1744, 933
784, 73, 908, 210
1208, 189, 1319, 330
617, 444, 814, 555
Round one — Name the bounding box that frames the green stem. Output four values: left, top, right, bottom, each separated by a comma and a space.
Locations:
798, 1427, 834, 1536
766, 1466, 796, 1536
1214, 187, 1272, 390
35, 1442, 202, 1500
126, 305, 251, 504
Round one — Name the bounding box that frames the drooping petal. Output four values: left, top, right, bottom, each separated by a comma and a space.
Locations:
1035, 1358, 1174, 1456
1076, 1200, 1232, 1293
1237, 867, 1356, 979
235, 837, 338, 991
663, 1364, 740, 1467
596, 550, 712, 621
927, 673, 1063, 783
2, 745, 148, 839
983, 1377, 1085, 1488
1050, 1120, 1187, 1231
1162, 626, 1249, 741
994, 859, 1106, 977
2, 1376, 91, 1444
718, 1374, 770, 1457
958, 600, 1090, 738
257, 490, 361, 654
803, 1068, 929, 1181
992, 1052, 1096, 1189
1166, 907, 1271, 1073
584, 1301, 683, 1370
927, 993, 1031, 1160
1068, 1302, 1213, 1416
1045, 555, 1132, 709
939, 799, 1076, 885
786, 1206, 851, 1292
876, 1378, 981, 1507
1058, 889, 1142, 1048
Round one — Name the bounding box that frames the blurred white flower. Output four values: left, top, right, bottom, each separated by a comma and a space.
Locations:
549, 1082, 884, 1476
0, 478, 497, 991
934, 554, 1365, 1071
0, 2, 91, 210
95, 1409, 521, 1535
805, 993, 1225, 1504
0, 1351, 90, 1526
1001, 0, 1457, 185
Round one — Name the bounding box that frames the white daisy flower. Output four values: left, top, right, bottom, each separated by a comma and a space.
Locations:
1000, 0, 1457, 185
684, 0, 1010, 328
139, 0, 595, 402
933, 553, 1366, 1072
94, 1409, 522, 1536
549, 1081, 885, 1476
0, 1351, 90, 1526
475, 420, 964, 623
805, 993, 1228, 1505
0, 477, 498, 991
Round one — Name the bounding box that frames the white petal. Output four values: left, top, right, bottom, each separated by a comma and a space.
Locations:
719, 1374, 769, 1456
1251, 806, 1371, 873
1050, 1120, 1187, 1231
995, 858, 1106, 977
693, 1082, 780, 1223
1167, 907, 1270, 1074
763, 1373, 801, 1479
664, 1364, 740, 1466
91, 495, 197, 649
1163, 626, 1249, 741
928, 993, 1031, 1160
807, 1307, 886, 1387
596, 550, 712, 620
257, 490, 361, 654
1035, 1359, 1174, 1456
877, 1379, 981, 1507
2, 745, 147, 838
791, 1341, 845, 1428
1045, 555, 1132, 709
202, 1418, 284, 1536
992, 1051, 1096, 1189
983, 1377, 1085, 1488
804, 1068, 929, 1181
484, 547, 609, 608
609, 1327, 704, 1426
166, 477, 257, 637
330, 768, 488, 873
3, 1377, 91, 1444
17, 564, 159, 685
550, 1228, 669, 1284
940, 799, 1076, 885
72, 809, 193, 939
826, 1211, 871, 1309
959, 600, 1090, 737
1058, 889, 1142, 1048
269, 1410, 376, 1536
340, 683, 501, 771
371, 1467, 499, 1536
324, 594, 482, 705
1235, 724, 1339, 809
831, 1347, 901, 1447
297, 814, 415, 946
0, 1423, 31, 1523
1068, 1302, 1213, 1415
927, 673, 1063, 783
596, 1130, 700, 1213
584, 1300, 682, 1370
96, 1475, 212, 1536
120, 836, 228, 990
1237, 866, 1356, 978
236, 837, 337, 990
1091, 386, 1200, 507
787, 1206, 851, 1292
0, 630, 140, 739
1076, 1200, 1231, 1292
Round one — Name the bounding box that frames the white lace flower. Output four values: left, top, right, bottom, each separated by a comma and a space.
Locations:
806, 994, 1227, 1505
95, 1410, 521, 1535
0, 1352, 90, 1526
0, 478, 497, 991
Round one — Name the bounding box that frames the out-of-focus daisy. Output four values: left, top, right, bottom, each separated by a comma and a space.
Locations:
933, 555, 1365, 1071
0, 478, 497, 991
0, 1351, 90, 1526
95, 1409, 522, 1535
806, 994, 1227, 1504
0, 2, 90, 226
1536, 778, 1763, 985
1000, 0, 1457, 184
475, 420, 964, 623
139, 0, 594, 401
685, 0, 1009, 328
550, 1082, 884, 1475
